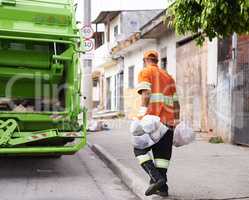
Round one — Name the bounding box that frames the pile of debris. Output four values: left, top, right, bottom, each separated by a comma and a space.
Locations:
88, 120, 110, 132
0, 98, 63, 112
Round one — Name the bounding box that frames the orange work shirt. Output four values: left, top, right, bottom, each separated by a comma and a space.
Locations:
137, 64, 178, 125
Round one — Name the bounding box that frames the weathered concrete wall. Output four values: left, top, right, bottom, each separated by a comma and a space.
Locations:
176, 40, 208, 132
216, 61, 233, 142
207, 36, 249, 142
176, 37, 235, 140
214, 36, 246, 142
206, 39, 218, 136
207, 85, 217, 135
231, 35, 249, 144
207, 39, 218, 85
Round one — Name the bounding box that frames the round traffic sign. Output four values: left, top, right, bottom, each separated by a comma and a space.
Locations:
84, 39, 94, 52
82, 25, 94, 39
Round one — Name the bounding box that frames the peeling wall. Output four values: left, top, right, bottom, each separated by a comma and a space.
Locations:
176, 40, 208, 132
216, 61, 233, 141
207, 85, 217, 134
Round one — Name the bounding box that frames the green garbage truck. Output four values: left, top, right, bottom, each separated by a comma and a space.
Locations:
0, 0, 87, 156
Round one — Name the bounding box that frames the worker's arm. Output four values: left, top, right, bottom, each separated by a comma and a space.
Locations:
141, 89, 150, 107
136, 69, 151, 118
135, 89, 151, 119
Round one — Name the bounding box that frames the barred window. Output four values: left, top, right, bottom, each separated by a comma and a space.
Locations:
128, 66, 135, 88
161, 57, 167, 71
114, 25, 119, 38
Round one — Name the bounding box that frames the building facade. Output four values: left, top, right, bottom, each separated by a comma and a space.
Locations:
92, 10, 162, 114
111, 11, 177, 119
92, 9, 249, 145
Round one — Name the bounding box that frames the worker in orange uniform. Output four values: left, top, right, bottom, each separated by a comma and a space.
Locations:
134, 50, 180, 197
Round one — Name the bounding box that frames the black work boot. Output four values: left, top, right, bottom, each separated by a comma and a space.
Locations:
141, 161, 166, 196
157, 168, 169, 197
150, 168, 169, 197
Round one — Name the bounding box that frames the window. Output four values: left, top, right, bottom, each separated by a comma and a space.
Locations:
161, 57, 167, 71
93, 79, 98, 87
94, 32, 105, 49
114, 25, 119, 38
128, 66, 135, 88
106, 77, 111, 110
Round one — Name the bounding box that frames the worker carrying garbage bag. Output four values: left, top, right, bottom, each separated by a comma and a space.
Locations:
130, 116, 194, 149
132, 50, 181, 197
130, 115, 169, 149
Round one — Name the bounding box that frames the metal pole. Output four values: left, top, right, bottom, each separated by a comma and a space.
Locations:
82, 0, 93, 119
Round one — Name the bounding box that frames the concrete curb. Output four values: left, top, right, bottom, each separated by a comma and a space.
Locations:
88, 142, 178, 200
88, 142, 148, 200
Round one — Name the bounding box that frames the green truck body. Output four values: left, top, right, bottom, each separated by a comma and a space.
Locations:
0, 0, 86, 156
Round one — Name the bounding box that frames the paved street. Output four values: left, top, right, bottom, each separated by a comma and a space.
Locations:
88, 119, 249, 200
0, 147, 138, 200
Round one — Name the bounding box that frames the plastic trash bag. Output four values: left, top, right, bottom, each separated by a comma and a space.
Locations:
141, 115, 161, 133
129, 120, 144, 136
132, 133, 155, 149
173, 121, 195, 147
150, 123, 168, 143
130, 115, 169, 149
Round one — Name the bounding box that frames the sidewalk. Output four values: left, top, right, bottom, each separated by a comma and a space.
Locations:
88, 119, 249, 200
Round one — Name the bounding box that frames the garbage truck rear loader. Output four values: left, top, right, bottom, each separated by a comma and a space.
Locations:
0, 0, 87, 156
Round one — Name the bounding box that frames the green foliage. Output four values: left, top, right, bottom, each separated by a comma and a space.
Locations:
168, 0, 249, 45
209, 136, 224, 144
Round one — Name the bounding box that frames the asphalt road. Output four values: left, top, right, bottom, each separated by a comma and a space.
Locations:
0, 148, 139, 200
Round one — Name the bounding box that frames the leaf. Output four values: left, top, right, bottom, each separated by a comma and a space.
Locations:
167, 0, 249, 46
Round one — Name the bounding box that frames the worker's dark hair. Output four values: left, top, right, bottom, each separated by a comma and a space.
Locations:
146, 54, 159, 64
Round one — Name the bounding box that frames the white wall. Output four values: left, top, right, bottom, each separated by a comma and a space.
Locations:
93, 43, 112, 69
123, 42, 157, 89
105, 65, 120, 78
93, 83, 100, 101
157, 31, 177, 79
109, 15, 121, 44
93, 15, 121, 70
103, 14, 121, 46
207, 38, 218, 85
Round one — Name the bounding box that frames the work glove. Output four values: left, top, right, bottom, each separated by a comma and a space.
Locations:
135, 106, 148, 120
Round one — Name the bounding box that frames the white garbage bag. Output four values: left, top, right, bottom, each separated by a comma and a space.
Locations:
150, 123, 168, 143
130, 120, 144, 136
130, 115, 169, 149
141, 115, 161, 133
88, 120, 104, 132
132, 133, 155, 149
173, 121, 195, 147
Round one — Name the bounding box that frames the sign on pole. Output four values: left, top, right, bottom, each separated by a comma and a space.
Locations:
82, 25, 94, 39
83, 39, 94, 59
84, 39, 94, 52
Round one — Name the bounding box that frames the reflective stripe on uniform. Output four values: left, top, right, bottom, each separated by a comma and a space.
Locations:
154, 159, 170, 169
136, 154, 152, 165
150, 93, 174, 106
136, 81, 152, 93
173, 93, 179, 102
